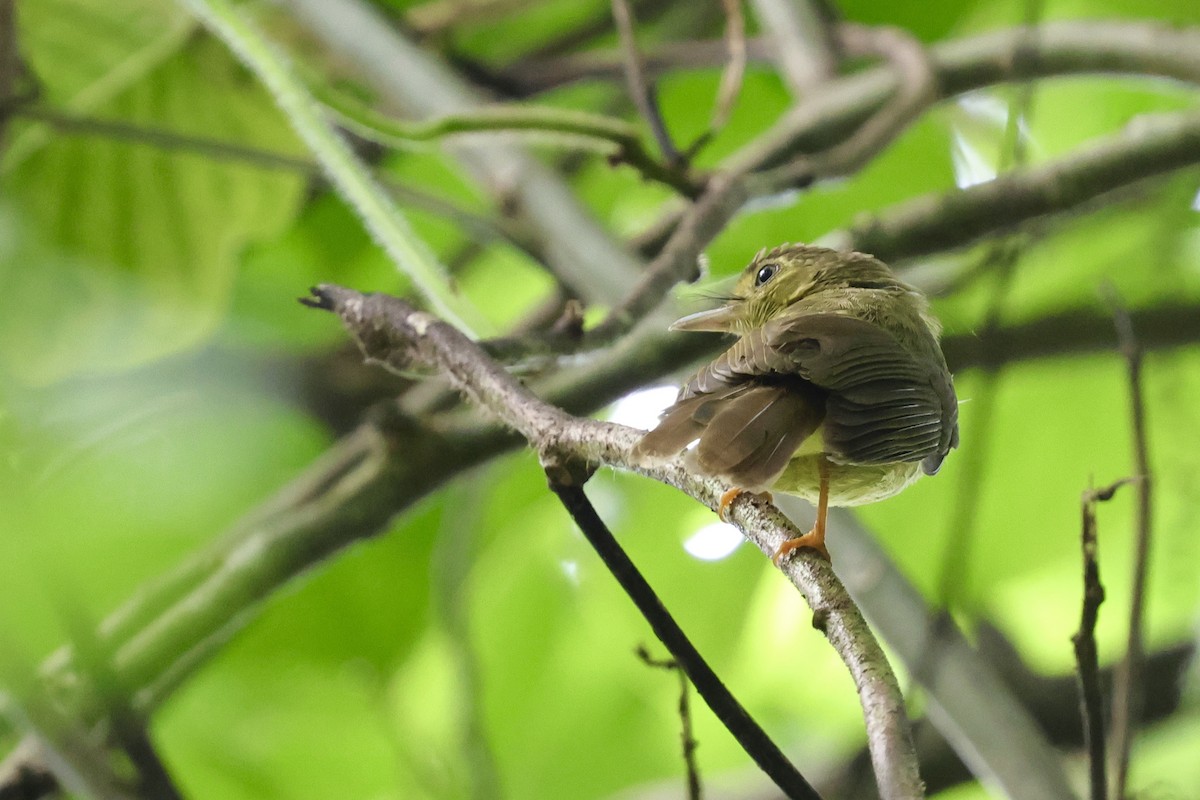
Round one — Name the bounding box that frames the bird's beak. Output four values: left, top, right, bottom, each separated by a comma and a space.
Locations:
668, 305, 739, 332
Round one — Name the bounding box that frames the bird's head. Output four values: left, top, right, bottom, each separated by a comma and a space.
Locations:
670, 244, 903, 334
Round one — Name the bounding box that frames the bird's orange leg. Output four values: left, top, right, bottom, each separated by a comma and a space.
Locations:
772, 459, 831, 564
718, 488, 773, 522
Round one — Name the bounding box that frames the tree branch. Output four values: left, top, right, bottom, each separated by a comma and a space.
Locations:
636, 646, 702, 800
315, 80, 700, 196
1074, 479, 1130, 800
822, 505, 1077, 800
1105, 291, 1155, 800
708, 0, 747, 135
611, 0, 682, 166
303, 285, 922, 799
842, 110, 1200, 262
721, 20, 1200, 176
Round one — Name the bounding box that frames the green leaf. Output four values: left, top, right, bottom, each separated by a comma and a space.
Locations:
7, 0, 193, 168
0, 36, 307, 382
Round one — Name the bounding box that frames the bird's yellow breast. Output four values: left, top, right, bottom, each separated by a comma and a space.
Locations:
774, 446, 924, 507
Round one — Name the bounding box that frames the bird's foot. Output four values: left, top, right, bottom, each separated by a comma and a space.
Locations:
717, 488, 773, 522
772, 527, 831, 565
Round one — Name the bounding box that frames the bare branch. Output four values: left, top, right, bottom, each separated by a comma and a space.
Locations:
9, 285, 1197, 800
611, 0, 682, 165
710, 0, 747, 133
1104, 288, 1155, 800
315, 82, 700, 196
636, 647, 702, 800
842, 110, 1200, 262
723, 20, 1200, 175
755, 22, 937, 188
1074, 478, 1131, 800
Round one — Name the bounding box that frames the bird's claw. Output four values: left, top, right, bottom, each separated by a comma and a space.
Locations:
718, 488, 772, 522
771, 529, 831, 565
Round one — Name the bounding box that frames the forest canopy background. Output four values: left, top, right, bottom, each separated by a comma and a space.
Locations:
2, 0, 1200, 798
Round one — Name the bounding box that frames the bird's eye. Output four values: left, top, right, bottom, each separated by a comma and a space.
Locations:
754, 263, 779, 287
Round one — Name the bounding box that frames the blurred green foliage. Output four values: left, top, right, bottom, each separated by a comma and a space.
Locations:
2, 0, 1200, 798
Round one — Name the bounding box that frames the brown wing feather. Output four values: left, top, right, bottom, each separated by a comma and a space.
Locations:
691, 384, 824, 489
633, 385, 748, 462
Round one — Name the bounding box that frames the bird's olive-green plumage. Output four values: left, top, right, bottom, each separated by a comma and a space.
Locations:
635, 244, 959, 508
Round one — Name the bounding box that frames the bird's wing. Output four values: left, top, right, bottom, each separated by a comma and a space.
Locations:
634, 382, 824, 490
677, 312, 958, 472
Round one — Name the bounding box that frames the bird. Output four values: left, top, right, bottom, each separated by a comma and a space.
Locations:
633, 244, 959, 563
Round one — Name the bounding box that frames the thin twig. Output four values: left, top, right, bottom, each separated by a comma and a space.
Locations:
1074, 478, 1131, 800
316, 81, 699, 196
636, 646, 702, 800
611, 0, 681, 165
588, 24, 933, 347
1103, 287, 1155, 800
303, 285, 923, 800
709, 0, 747, 134
550, 482, 814, 798
13, 104, 316, 171
759, 22, 937, 186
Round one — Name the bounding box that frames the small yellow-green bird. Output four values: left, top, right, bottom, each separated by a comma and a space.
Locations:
634, 244, 959, 562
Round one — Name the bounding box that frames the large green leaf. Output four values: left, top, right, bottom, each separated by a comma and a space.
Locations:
6, 0, 193, 168
0, 36, 306, 382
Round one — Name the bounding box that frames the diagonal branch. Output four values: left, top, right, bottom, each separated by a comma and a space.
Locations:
842, 110, 1200, 262
550, 481, 820, 799
754, 22, 937, 188
303, 284, 922, 800
7, 293, 1196, 799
